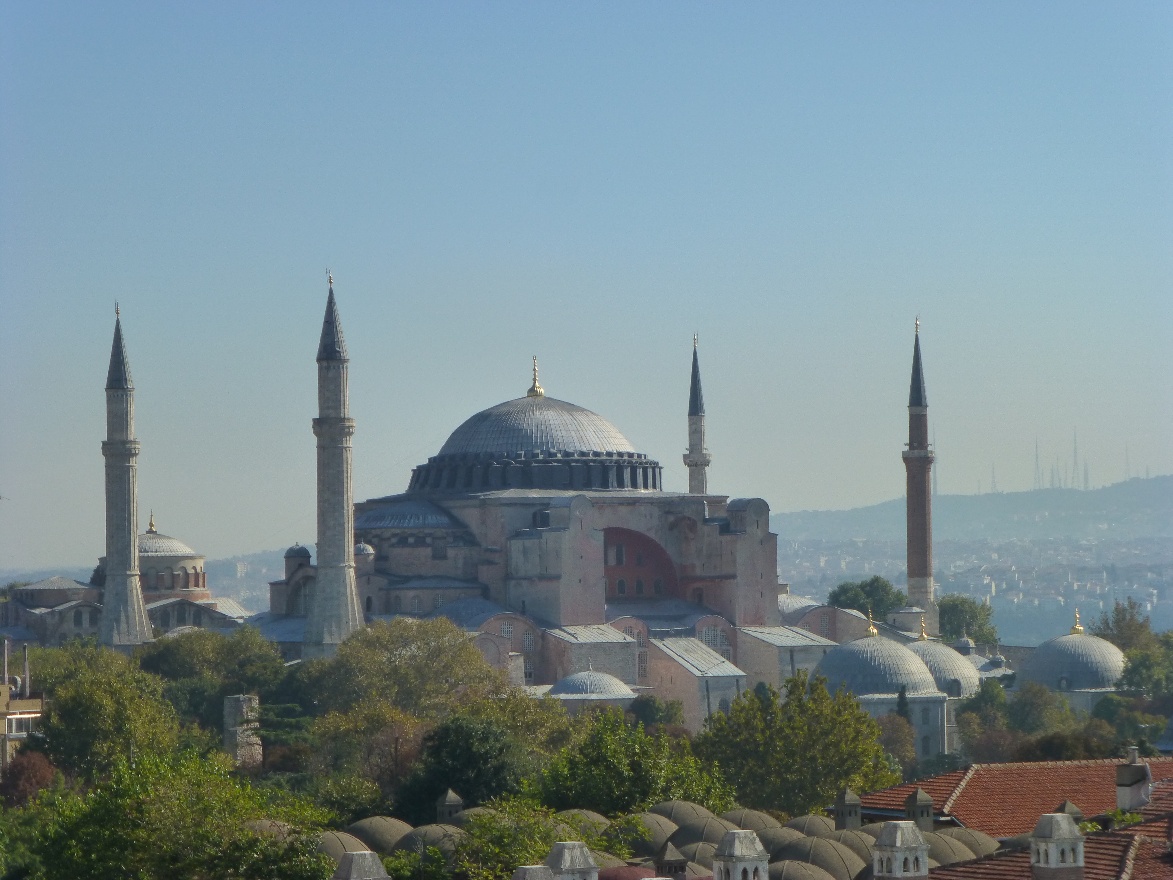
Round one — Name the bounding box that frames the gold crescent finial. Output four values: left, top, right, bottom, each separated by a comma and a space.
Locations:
527, 356, 545, 398
1071, 608, 1084, 635
919, 615, 928, 640
147, 510, 156, 533
867, 607, 878, 637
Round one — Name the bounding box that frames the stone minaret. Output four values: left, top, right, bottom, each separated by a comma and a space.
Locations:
99, 311, 152, 649
683, 336, 711, 494
902, 320, 937, 633
304, 277, 363, 658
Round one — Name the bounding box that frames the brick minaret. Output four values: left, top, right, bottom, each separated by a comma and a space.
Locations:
304, 277, 363, 658
902, 321, 937, 634
683, 336, 711, 494
99, 311, 152, 649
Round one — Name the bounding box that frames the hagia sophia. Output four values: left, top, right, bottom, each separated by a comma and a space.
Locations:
3, 281, 1129, 750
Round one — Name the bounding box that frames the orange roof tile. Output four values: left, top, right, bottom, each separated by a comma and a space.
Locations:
928, 832, 1143, 879
860, 758, 1173, 838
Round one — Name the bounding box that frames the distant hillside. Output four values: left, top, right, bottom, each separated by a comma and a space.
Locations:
772, 475, 1173, 542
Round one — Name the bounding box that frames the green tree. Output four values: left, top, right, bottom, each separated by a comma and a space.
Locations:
394, 715, 531, 824
310, 699, 424, 794
33, 644, 180, 779
693, 673, 899, 816
827, 577, 907, 619
305, 618, 503, 718
876, 713, 916, 778
32, 750, 333, 880
1006, 682, 1074, 735
462, 691, 578, 758
628, 695, 685, 729
937, 595, 998, 644
532, 709, 733, 816
1119, 633, 1173, 700
1092, 598, 1159, 653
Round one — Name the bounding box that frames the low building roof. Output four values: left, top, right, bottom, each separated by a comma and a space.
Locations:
859, 758, 1173, 838
547, 624, 633, 644
427, 597, 516, 630
738, 626, 837, 648
651, 638, 743, 678
247, 611, 306, 643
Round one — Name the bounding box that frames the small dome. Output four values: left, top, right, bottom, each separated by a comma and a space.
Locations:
355, 498, 467, 531
354, 542, 375, 556
439, 396, 636, 457
678, 842, 717, 868
785, 815, 835, 838
953, 635, 977, 654
1019, 631, 1125, 691
936, 827, 999, 858
549, 670, 636, 700
823, 830, 872, 862
922, 832, 977, 865
906, 639, 981, 698
814, 637, 941, 697
768, 863, 836, 880
630, 812, 679, 857
772, 838, 865, 880
138, 531, 197, 557
346, 816, 413, 854
669, 816, 739, 848
757, 827, 808, 860
318, 830, 369, 864
556, 809, 611, 834
392, 824, 466, 861
721, 809, 783, 832
285, 544, 312, 559
649, 801, 716, 825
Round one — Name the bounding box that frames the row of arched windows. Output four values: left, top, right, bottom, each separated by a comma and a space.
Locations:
141, 568, 206, 591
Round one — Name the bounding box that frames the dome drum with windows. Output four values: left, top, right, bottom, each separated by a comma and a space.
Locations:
407, 361, 662, 495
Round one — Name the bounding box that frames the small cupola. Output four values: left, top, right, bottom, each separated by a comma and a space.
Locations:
834, 787, 862, 830
1029, 813, 1083, 879
1116, 745, 1153, 810
654, 840, 688, 880
904, 787, 934, 832
872, 820, 929, 878
711, 830, 768, 880
436, 789, 464, 823
545, 842, 598, 880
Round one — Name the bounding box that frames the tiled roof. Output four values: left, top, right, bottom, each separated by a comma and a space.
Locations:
739, 625, 837, 648
651, 638, 744, 678
928, 832, 1140, 879
861, 759, 1173, 838
547, 625, 633, 644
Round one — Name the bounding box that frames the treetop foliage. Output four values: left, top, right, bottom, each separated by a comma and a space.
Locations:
694, 673, 899, 816
827, 576, 907, 619
937, 595, 998, 644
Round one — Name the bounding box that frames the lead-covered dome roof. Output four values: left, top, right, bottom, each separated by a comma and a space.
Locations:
138, 531, 197, 557
1019, 632, 1125, 691
549, 670, 636, 700
407, 384, 662, 495
906, 639, 981, 698
814, 636, 941, 697
440, 396, 636, 457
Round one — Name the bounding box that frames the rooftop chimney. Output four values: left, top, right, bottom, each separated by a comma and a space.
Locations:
1116, 747, 1152, 810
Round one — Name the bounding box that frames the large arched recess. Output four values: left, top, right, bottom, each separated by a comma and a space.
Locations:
603, 528, 679, 601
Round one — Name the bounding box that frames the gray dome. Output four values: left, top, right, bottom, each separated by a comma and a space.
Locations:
355, 498, 467, 530
284, 544, 311, 559
354, 542, 375, 556
814, 636, 941, 696
1019, 632, 1125, 691
439, 396, 635, 457
906, 640, 981, 698
346, 816, 413, 854
549, 670, 636, 700
138, 531, 197, 557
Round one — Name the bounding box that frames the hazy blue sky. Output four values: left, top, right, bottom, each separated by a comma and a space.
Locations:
2, 3, 1170, 571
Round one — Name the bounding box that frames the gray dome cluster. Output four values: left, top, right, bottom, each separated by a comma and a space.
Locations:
1019, 632, 1125, 691
906, 639, 981, 698
814, 636, 941, 697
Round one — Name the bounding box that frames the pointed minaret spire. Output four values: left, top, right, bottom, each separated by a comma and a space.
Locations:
527, 356, 545, 398
99, 314, 151, 650
683, 335, 712, 494
305, 275, 363, 658
317, 272, 348, 362
903, 318, 937, 635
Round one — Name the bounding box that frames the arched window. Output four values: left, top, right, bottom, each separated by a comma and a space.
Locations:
885, 858, 892, 873
1059, 848, 1066, 864
410, 596, 420, 613
740, 868, 747, 880
617, 579, 627, 595
903, 857, 910, 871
1044, 848, 1049, 865
752, 869, 759, 880
523, 631, 535, 652
501, 622, 514, 639
913, 856, 920, 871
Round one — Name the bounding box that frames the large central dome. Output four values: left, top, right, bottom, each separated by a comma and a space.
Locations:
439, 396, 636, 457
406, 378, 662, 495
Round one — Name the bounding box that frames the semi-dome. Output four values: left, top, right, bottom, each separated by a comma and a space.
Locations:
407, 384, 662, 495
549, 670, 636, 700
906, 639, 981, 698
1019, 630, 1125, 692
815, 636, 941, 697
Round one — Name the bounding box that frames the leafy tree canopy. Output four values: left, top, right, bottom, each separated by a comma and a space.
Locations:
461, 691, 577, 758
31, 750, 332, 880
876, 714, 916, 778
1092, 598, 1159, 653
395, 715, 530, 825
937, 595, 998, 644
303, 618, 504, 718
627, 695, 685, 729
827, 577, 906, 619
32, 643, 180, 779
1006, 682, 1074, 735
531, 709, 734, 816
694, 673, 899, 816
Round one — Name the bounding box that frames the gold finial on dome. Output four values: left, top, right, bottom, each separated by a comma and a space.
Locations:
867, 607, 878, 637
527, 356, 545, 398
919, 614, 928, 640
1071, 608, 1084, 635
147, 510, 156, 533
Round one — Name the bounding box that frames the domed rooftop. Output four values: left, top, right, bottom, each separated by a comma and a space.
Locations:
284, 543, 311, 559
906, 638, 981, 698
815, 636, 941, 697
354, 542, 375, 556
406, 366, 662, 495
549, 670, 636, 700
440, 395, 636, 458
138, 521, 197, 557
1019, 623, 1125, 692
355, 498, 469, 531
